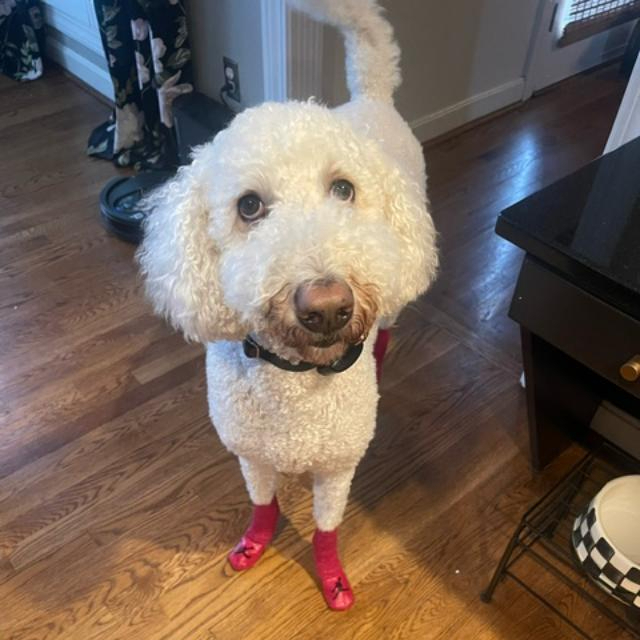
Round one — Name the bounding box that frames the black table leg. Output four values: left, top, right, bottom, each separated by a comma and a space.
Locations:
521, 328, 601, 471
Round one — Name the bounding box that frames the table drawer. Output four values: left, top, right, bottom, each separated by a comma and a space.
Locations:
510, 257, 640, 401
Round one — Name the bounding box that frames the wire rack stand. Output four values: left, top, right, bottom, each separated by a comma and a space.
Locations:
481, 444, 640, 639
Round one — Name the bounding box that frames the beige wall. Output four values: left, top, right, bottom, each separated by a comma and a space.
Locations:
322, 0, 540, 139
180, 0, 543, 130
187, 0, 265, 108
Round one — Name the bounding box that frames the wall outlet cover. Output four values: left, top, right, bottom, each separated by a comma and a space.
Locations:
223, 56, 241, 103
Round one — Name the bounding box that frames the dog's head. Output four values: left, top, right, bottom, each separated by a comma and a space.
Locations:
138, 101, 437, 365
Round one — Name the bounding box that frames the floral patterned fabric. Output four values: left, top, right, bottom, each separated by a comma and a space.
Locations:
88, 0, 193, 169
0, 0, 45, 82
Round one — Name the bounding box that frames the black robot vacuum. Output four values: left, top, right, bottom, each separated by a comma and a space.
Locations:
99, 170, 174, 244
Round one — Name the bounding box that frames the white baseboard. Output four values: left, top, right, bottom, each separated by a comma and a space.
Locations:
47, 36, 114, 101
410, 78, 525, 143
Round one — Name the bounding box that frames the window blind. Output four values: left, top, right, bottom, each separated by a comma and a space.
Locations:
559, 0, 640, 46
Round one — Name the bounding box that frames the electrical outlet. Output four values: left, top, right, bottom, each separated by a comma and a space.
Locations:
222, 57, 241, 103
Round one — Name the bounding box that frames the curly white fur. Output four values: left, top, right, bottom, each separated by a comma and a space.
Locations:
137, 0, 438, 532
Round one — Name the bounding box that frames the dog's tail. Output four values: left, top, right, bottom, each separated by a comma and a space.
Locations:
288, 0, 400, 102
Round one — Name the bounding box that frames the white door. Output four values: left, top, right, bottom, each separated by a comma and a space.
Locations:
606, 51, 640, 151
525, 0, 639, 97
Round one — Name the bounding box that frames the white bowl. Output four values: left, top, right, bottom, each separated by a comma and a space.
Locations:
572, 475, 640, 609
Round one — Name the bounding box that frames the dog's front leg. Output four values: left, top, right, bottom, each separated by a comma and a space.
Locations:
312, 468, 357, 611
228, 457, 280, 571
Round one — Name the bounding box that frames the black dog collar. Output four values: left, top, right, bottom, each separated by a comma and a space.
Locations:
242, 335, 363, 376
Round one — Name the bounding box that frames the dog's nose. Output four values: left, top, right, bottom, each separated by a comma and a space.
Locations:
294, 279, 354, 334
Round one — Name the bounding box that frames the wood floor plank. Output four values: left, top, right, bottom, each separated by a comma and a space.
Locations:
0, 373, 206, 515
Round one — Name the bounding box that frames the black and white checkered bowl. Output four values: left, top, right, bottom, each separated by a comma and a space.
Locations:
572, 475, 640, 609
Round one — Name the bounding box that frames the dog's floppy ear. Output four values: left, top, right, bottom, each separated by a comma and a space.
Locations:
383, 166, 438, 313
136, 145, 245, 343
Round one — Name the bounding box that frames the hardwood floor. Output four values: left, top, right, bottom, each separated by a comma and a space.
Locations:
0, 64, 629, 639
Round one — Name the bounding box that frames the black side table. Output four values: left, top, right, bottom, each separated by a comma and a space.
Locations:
496, 137, 640, 470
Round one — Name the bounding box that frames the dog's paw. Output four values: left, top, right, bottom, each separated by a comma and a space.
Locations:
228, 535, 269, 571
319, 571, 355, 611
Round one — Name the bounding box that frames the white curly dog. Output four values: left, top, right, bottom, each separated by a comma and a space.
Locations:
138, 0, 437, 611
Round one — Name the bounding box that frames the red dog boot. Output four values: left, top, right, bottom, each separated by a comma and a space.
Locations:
313, 528, 355, 611
228, 497, 280, 571
373, 328, 391, 382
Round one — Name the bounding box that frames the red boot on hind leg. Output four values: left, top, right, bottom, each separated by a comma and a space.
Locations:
313, 528, 355, 611
374, 328, 391, 382
228, 497, 280, 571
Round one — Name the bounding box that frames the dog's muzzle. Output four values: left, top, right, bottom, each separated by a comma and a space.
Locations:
294, 279, 354, 336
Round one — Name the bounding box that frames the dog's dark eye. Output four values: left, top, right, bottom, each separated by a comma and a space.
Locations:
237, 193, 266, 222
330, 179, 355, 203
